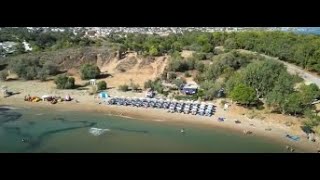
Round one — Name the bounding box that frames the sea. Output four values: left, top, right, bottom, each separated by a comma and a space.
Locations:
0, 105, 302, 153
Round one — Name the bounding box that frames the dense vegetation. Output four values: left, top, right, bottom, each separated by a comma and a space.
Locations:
54, 74, 75, 89
8, 58, 59, 81
144, 78, 165, 94
3, 29, 320, 74
0, 27, 97, 55
107, 31, 320, 74
3, 28, 320, 134
97, 81, 107, 91
80, 64, 101, 80
118, 84, 129, 92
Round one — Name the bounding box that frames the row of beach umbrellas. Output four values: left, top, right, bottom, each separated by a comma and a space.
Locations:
106, 97, 215, 116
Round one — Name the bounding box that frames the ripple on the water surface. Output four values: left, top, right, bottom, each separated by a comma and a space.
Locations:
112, 127, 149, 134
0, 111, 22, 124
0, 106, 19, 111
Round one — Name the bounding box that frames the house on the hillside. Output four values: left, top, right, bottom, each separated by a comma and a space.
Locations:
181, 83, 198, 95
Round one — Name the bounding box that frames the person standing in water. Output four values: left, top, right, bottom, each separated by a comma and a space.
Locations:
180, 128, 185, 134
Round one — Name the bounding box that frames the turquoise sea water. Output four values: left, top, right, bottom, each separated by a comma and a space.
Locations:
0, 105, 298, 153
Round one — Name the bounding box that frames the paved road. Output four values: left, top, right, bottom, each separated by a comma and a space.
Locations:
239, 49, 320, 87
279, 61, 320, 87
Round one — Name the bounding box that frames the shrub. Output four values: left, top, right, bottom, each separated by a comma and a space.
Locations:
25, 66, 39, 80
0, 71, 8, 81
97, 81, 107, 90
42, 61, 59, 75
173, 78, 185, 89
144, 79, 164, 93
65, 77, 75, 89
119, 84, 129, 92
119, 68, 126, 73
89, 85, 97, 95
37, 69, 48, 81
184, 72, 191, 77
193, 53, 206, 60
80, 64, 101, 80
144, 80, 153, 89
168, 72, 177, 80
195, 62, 205, 72
131, 83, 140, 91
54, 74, 75, 89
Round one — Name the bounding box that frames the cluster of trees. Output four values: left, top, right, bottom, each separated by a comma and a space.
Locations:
223, 31, 320, 73
304, 112, 320, 135
144, 78, 165, 94
0, 28, 97, 55
8, 58, 59, 81
107, 31, 320, 74
226, 60, 320, 116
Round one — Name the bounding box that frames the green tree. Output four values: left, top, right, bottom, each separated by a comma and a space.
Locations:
299, 83, 320, 105
80, 64, 101, 80
224, 38, 237, 50
266, 72, 296, 112
230, 84, 257, 106
242, 60, 286, 97
97, 81, 107, 90
225, 72, 245, 94
149, 45, 159, 56
282, 93, 304, 115
54, 75, 75, 89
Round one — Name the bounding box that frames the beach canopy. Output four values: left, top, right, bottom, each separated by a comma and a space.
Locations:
99, 92, 109, 99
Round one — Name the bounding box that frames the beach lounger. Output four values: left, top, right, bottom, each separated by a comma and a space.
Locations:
169, 102, 176, 113
183, 103, 191, 114
176, 103, 184, 113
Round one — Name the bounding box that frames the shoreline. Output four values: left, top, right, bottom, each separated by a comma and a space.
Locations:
1, 97, 319, 153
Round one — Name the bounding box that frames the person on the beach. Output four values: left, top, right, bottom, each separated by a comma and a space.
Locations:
27, 94, 31, 101
65, 94, 71, 101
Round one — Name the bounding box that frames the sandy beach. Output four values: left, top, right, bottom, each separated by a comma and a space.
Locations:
1, 80, 320, 152
1, 94, 319, 153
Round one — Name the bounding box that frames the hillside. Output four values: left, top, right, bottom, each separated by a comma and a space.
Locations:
1, 47, 169, 88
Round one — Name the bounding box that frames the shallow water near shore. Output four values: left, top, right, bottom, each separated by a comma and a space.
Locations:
0, 105, 300, 153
